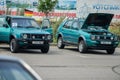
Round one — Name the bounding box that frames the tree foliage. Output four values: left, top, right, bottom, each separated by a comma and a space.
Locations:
6, 1, 30, 15
37, 0, 58, 17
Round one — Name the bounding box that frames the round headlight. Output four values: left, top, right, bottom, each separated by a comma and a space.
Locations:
103, 33, 107, 35
23, 34, 27, 39
111, 37, 114, 40
42, 36, 45, 39
32, 36, 35, 39
47, 35, 51, 40
97, 36, 100, 40
91, 35, 96, 40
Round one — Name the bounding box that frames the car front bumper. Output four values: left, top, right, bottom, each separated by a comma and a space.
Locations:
86, 40, 119, 50
17, 39, 50, 49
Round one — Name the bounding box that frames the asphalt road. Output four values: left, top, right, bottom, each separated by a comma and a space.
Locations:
0, 44, 120, 80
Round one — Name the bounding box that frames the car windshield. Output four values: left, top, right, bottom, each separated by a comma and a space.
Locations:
11, 18, 40, 28
78, 20, 84, 28
42, 19, 50, 28
0, 61, 36, 80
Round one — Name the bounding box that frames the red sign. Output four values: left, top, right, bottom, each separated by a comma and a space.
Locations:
33, 12, 76, 17
114, 15, 120, 19
0, 10, 5, 15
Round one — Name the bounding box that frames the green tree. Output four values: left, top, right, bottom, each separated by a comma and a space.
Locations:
6, 0, 12, 15
37, 0, 58, 17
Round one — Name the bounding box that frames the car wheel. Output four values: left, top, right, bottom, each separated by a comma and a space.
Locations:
78, 40, 87, 53
10, 39, 19, 53
106, 48, 115, 54
57, 37, 65, 49
41, 44, 49, 53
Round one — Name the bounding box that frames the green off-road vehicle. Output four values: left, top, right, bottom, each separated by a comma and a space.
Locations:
0, 15, 52, 53
57, 13, 119, 54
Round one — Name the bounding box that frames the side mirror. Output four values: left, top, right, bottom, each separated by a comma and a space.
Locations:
3, 24, 8, 28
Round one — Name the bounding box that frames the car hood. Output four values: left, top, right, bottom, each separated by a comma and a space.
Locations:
12, 28, 50, 34
81, 13, 114, 30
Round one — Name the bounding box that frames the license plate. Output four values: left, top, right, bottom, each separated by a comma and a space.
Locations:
100, 41, 111, 45
32, 41, 44, 44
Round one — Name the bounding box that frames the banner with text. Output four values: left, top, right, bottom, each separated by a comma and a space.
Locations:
77, 0, 120, 20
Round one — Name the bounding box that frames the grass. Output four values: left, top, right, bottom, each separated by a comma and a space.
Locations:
118, 43, 120, 48
109, 22, 120, 36
109, 22, 120, 48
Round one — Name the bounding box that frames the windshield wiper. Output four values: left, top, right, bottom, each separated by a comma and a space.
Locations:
14, 26, 24, 28
25, 26, 34, 28
35, 27, 40, 29
25, 26, 41, 29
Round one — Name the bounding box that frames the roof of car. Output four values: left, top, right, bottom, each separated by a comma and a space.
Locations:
0, 55, 23, 62
0, 55, 42, 80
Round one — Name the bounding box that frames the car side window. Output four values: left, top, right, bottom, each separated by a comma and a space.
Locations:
71, 21, 78, 30
63, 20, 72, 29
78, 19, 85, 29
0, 17, 5, 27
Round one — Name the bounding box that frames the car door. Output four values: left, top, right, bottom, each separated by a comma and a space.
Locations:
69, 21, 80, 44
61, 20, 73, 43
0, 17, 11, 42
41, 19, 53, 42
41, 19, 53, 35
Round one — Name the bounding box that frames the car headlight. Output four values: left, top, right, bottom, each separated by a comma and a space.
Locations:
91, 35, 96, 40
111, 36, 114, 40
103, 33, 107, 35
47, 35, 51, 40
42, 36, 45, 39
96, 36, 100, 40
22, 34, 28, 39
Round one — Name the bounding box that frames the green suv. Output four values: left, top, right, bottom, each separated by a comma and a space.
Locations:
57, 13, 119, 54
0, 15, 52, 53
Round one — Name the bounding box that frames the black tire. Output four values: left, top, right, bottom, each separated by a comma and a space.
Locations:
78, 40, 87, 53
41, 44, 49, 53
57, 37, 65, 49
10, 39, 19, 53
106, 48, 115, 54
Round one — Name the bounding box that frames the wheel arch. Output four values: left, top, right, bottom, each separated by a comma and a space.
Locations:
57, 33, 63, 41
9, 35, 16, 43
78, 36, 87, 46
78, 36, 88, 53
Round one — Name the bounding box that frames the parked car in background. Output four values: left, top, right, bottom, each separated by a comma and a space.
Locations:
41, 18, 53, 42
0, 15, 52, 53
0, 55, 42, 80
56, 13, 119, 54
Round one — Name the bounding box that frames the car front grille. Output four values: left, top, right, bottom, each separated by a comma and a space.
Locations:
100, 36, 111, 40
91, 35, 116, 41
31, 34, 43, 39
26, 34, 47, 40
